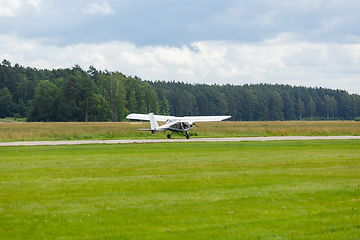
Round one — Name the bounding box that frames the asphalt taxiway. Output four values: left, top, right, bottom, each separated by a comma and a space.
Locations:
1, 136, 360, 147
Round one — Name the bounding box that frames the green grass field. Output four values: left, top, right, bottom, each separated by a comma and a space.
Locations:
1, 140, 359, 239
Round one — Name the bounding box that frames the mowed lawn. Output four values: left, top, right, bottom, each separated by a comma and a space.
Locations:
0, 140, 359, 239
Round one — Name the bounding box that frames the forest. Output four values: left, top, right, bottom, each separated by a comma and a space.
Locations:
1, 59, 360, 122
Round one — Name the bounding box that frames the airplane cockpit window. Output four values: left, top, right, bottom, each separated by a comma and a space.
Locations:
167, 119, 178, 124
182, 122, 189, 129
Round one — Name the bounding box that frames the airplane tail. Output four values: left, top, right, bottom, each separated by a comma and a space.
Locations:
149, 113, 159, 133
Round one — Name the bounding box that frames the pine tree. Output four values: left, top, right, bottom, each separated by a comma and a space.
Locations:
159, 96, 170, 115
127, 91, 137, 113
308, 97, 316, 119
296, 98, 305, 120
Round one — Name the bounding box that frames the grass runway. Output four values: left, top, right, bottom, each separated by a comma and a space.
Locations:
1, 140, 360, 239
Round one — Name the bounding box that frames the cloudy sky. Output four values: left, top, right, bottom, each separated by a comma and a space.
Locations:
1, 0, 360, 93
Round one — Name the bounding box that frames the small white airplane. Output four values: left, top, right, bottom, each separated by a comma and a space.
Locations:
126, 113, 231, 139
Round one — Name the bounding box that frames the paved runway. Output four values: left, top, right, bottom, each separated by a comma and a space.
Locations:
1, 136, 360, 147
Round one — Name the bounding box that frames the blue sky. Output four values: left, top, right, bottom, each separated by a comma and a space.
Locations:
1, 0, 360, 93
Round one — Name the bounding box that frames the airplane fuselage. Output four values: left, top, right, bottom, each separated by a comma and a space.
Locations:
165, 120, 193, 132
126, 113, 231, 139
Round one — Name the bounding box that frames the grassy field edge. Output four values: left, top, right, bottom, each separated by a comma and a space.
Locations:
1, 121, 360, 142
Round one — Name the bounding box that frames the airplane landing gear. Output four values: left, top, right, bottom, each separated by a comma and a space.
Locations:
185, 132, 190, 139
167, 132, 190, 139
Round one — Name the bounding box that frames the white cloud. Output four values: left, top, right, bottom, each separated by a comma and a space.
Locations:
177, 68, 194, 77
1, 33, 360, 94
27, 0, 41, 11
0, 0, 22, 17
83, 1, 114, 15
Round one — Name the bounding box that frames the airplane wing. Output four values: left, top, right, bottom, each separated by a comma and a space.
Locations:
126, 113, 175, 122
179, 116, 231, 123
126, 113, 231, 123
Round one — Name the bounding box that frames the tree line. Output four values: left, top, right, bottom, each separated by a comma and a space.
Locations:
0, 60, 158, 122
150, 81, 360, 121
1, 59, 360, 121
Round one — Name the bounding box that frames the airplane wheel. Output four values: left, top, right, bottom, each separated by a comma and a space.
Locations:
167, 134, 171, 139
186, 133, 190, 139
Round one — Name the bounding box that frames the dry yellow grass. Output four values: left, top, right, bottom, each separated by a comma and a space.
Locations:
0, 122, 152, 141
1, 120, 360, 142
198, 121, 360, 137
